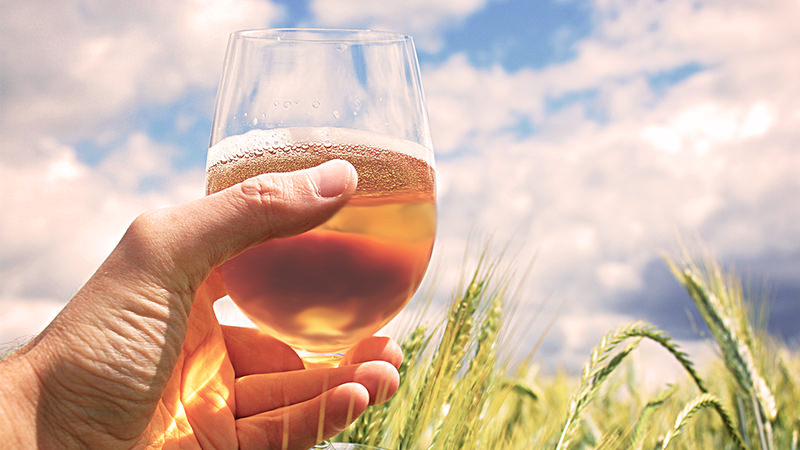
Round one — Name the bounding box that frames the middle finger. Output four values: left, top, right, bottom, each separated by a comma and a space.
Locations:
235, 361, 399, 418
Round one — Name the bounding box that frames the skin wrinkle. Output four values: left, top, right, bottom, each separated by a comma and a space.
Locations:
241, 172, 321, 240
52, 304, 166, 401
114, 307, 170, 356
42, 358, 154, 437
49, 355, 146, 425
305, 170, 325, 201
108, 284, 181, 349
238, 175, 285, 243
35, 363, 130, 448
92, 316, 166, 396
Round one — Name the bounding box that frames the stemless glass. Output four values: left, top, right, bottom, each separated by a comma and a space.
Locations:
206, 29, 436, 370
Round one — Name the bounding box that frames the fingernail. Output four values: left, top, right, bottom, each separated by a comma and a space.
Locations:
311, 159, 356, 198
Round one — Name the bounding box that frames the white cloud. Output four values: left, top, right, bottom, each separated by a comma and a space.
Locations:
307, 0, 489, 51
423, 55, 544, 155
597, 262, 641, 291
641, 102, 778, 156
98, 133, 177, 190
0, 0, 283, 144
0, 136, 204, 302
422, 0, 800, 363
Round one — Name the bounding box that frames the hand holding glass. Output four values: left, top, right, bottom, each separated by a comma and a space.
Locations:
206, 29, 436, 368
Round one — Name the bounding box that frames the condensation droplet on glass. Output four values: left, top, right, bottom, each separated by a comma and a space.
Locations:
301, 143, 309, 150
254, 148, 263, 155
273, 101, 279, 107
283, 101, 292, 109
336, 44, 346, 52
251, 118, 258, 126
311, 100, 320, 109
332, 110, 341, 119
323, 140, 332, 148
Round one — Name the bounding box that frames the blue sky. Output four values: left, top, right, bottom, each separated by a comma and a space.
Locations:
1, 0, 799, 378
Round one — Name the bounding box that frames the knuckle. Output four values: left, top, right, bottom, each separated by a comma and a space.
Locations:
119, 208, 183, 283
236, 173, 311, 235
125, 209, 169, 249
238, 176, 281, 231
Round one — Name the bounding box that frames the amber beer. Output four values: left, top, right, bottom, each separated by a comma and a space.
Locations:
206, 128, 436, 353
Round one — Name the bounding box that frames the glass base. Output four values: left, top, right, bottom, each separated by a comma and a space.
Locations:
300, 352, 345, 369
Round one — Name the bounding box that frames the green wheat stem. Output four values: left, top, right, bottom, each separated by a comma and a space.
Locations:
399, 257, 493, 449
631, 384, 677, 450
669, 258, 778, 450
555, 322, 707, 450
659, 393, 746, 450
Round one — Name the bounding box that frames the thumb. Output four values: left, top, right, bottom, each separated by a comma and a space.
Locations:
118, 159, 358, 294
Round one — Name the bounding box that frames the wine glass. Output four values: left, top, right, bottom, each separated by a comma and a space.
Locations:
206, 29, 435, 374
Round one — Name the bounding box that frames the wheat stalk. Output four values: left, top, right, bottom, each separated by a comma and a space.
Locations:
669, 258, 778, 450
680, 268, 777, 419
659, 393, 746, 450
555, 322, 707, 450
630, 384, 677, 449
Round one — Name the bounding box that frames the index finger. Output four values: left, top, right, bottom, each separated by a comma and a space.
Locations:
222, 325, 304, 377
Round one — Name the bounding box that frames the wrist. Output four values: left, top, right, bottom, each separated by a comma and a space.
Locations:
0, 340, 137, 449
0, 352, 43, 447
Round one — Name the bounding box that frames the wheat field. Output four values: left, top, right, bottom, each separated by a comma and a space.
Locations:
334, 251, 799, 450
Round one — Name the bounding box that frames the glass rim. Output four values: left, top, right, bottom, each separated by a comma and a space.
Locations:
231, 28, 412, 44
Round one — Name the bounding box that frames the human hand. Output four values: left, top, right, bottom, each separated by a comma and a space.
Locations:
0, 160, 401, 449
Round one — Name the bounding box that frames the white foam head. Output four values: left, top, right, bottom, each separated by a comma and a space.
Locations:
207, 127, 434, 167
